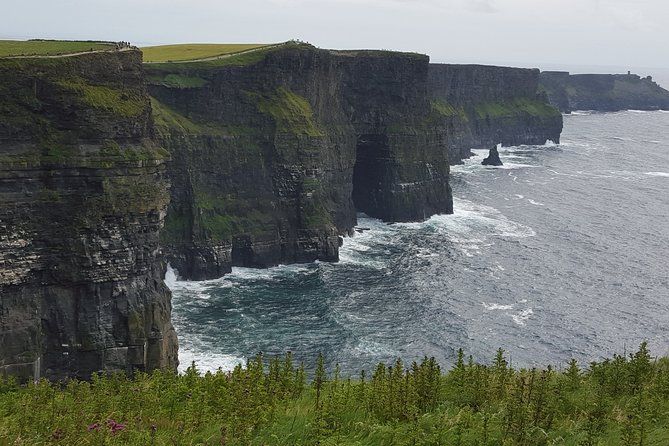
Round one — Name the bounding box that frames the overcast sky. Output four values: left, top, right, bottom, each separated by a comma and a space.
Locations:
3, 0, 668, 83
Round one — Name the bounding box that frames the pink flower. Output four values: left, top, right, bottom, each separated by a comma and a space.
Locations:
87, 423, 100, 432
106, 419, 127, 435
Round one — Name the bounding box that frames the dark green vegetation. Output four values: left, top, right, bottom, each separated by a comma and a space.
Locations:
250, 87, 325, 137
1, 344, 667, 445
473, 98, 562, 120
141, 43, 272, 63
0, 40, 114, 57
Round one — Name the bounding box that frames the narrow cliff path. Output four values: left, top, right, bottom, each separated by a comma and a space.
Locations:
2, 46, 134, 59
142, 42, 287, 64
2, 42, 288, 62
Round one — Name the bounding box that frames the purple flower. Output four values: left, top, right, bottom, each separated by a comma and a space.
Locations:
87, 423, 100, 432
106, 419, 127, 435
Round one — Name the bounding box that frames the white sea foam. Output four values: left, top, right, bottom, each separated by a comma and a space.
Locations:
483, 302, 514, 311
433, 199, 534, 238
178, 349, 245, 374
395, 198, 535, 257
528, 199, 545, 206
164, 263, 178, 288
644, 171, 669, 177
338, 216, 398, 267
352, 338, 398, 356
228, 264, 312, 280
165, 264, 234, 293
569, 111, 594, 116
511, 309, 534, 326
495, 162, 535, 170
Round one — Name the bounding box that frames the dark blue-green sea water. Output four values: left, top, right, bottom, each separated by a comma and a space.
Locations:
167, 111, 669, 374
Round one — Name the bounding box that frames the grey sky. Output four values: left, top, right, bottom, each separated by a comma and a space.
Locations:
4, 0, 668, 83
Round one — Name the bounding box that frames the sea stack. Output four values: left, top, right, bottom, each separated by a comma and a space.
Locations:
482, 145, 503, 166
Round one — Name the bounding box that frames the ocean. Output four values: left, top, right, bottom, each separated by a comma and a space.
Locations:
167, 110, 669, 374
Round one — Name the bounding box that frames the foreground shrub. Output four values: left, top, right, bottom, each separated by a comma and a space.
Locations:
2, 344, 669, 445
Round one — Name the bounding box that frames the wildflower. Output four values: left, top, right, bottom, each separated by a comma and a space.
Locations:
87, 423, 100, 432
106, 419, 126, 435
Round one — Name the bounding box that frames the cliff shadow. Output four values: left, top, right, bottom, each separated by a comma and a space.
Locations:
352, 133, 393, 220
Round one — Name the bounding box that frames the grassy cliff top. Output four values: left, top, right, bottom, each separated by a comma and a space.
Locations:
0, 39, 116, 57
141, 43, 274, 63
332, 48, 428, 60
143, 42, 310, 72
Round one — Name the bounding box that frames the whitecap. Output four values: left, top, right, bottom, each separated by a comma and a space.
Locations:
483, 302, 514, 311
338, 220, 394, 268
352, 339, 398, 356
227, 263, 313, 281
511, 308, 534, 326
644, 172, 669, 177
528, 199, 545, 206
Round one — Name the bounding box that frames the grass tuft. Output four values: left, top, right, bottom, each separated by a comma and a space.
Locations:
249, 87, 325, 137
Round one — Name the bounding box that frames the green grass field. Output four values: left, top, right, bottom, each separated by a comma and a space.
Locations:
141, 43, 272, 63
2, 343, 669, 445
0, 40, 115, 57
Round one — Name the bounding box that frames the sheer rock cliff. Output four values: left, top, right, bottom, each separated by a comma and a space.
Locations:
0, 49, 178, 381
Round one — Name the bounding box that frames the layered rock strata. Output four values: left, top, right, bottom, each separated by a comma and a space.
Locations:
0, 49, 178, 381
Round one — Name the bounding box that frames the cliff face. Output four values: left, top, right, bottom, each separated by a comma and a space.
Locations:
540, 71, 669, 113
147, 45, 453, 280
338, 51, 452, 222
0, 50, 177, 381
429, 64, 563, 163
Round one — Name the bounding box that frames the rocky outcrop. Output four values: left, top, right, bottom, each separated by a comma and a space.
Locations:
0, 50, 178, 381
429, 64, 563, 164
147, 44, 453, 280
482, 146, 503, 166
540, 71, 669, 113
